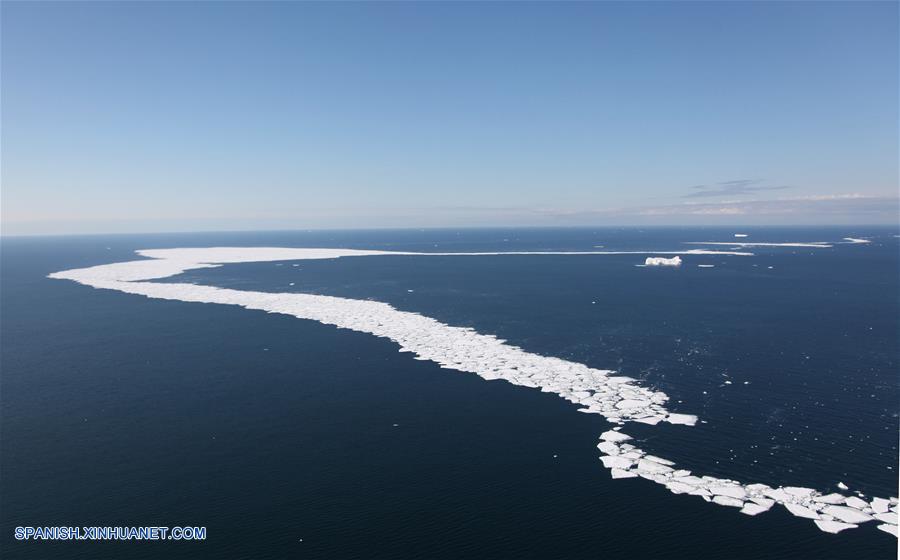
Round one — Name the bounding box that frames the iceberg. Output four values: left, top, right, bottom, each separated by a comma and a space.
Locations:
644, 256, 682, 267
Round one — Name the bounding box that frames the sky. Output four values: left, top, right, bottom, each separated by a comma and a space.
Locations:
2, 1, 898, 235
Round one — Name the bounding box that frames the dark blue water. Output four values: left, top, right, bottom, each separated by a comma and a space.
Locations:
2, 227, 898, 559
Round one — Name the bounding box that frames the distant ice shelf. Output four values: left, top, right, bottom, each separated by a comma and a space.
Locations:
49, 246, 896, 538
684, 241, 833, 248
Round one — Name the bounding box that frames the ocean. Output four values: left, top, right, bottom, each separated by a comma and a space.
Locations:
1, 227, 897, 559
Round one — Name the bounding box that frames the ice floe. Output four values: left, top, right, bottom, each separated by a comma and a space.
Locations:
876, 524, 898, 536
49, 247, 897, 538
740, 502, 770, 516
871, 497, 891, 514
815, 520, 859, 534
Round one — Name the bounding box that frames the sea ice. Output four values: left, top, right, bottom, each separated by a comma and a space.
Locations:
47, 246, 898, 540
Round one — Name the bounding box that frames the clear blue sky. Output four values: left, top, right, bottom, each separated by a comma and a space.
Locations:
2, 1, 897, 234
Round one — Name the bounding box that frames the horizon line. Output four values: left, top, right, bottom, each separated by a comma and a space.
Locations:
2, 223, 899, 240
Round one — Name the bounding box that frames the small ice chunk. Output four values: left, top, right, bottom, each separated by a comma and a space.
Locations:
876, 523, 897, 536
712, 495, 744, 508
734, 233, 748, 238
814, 520, 858, 534
822, 505, 874, 524
837, 482, 849, 490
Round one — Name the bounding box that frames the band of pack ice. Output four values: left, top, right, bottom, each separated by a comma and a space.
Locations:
49, 247, 897, 538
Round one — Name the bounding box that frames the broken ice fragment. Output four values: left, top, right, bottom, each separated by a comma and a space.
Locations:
813, 493, 848, 505
600, 430, 632, 443
814, 520, 858, 534
600, 455, 634, 470
873, 512, 898, 525
821, 506, 874, 524
610, 468, 638, 479
712, 495, 744, 508
740, 503, 769, 516
784, 503, 820, 520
